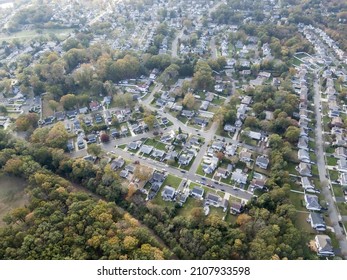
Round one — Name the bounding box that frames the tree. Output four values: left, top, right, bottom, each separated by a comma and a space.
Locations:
60, 94, 77, 110
48, 100, 59, 112
46, 122, 69, 149
182, 92, 195, 109
134, 165, 153, 181
192, 60, 214, 91
143, 115, 156, 130
285, 126, 300, 144
100, 133, 110, 143
15, 113, 39, 131
268, 134, 282, 149
87, 144, 103, 157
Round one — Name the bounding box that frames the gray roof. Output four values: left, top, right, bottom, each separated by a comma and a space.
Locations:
205, 192, 221, 203
191, 186, 204, 197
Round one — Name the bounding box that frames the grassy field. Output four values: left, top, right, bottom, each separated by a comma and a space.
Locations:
326, 156, 338, 166
163, 174, 182, 188
289, 191, 307, 211
0, 175, 28, 227
0, 28, 73, 42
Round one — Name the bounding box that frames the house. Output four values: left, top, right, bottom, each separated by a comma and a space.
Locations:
66, 110, 78, 119
203, 157, 219, 174
339, 173, 347, 186
232, 169, 247, 184
333, 134, 347, 147
125, 164, 135, 173
225, 145, 237, 156
86, 134, 97, 144
205, 192, 222, 207
120, 169, 129, 178
304, 194, 321, 211
89, 101, 100, 111
211, 141, 224, 151
161, 186, 176, 201
296, 162, 312, 177
301, 177, 315, 192
224, 124, 235, 133
298, 149, 311, 163
239, 150, 252, 162
111, 157, 125, 170
251, 178, 267, 190
200, 100, 210, 111
110, 129, 120, 138
221, 199, 229, 212
298, 136, 309, 150
54, 111, 65, 121
152, 149, 165, 159
148, 171, 166, 200
247, 131, 262, 141
140, 145, 153, 155
181, 110, 195, 118
178, 154, 192, 166
335, 147, 347, 159
230, 201, 244, 214
255, 156, 269, 169
241, 95, 252, 105
315, 235, 335, 257
79, 107, 88, 114
331, 116, 343, 127
193, 117, 208, 126
191, 186, 204, 199
205, 92, 215, 102
309, 212, 326, 231
215, 167, 229, 179
237, 104, 247, 119
338, 159, 347, 172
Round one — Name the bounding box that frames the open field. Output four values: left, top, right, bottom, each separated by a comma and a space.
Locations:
0, 28, 73, 42
0, 175, 28, 227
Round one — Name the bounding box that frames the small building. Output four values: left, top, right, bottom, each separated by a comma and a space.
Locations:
140, 145, 153, 155
255, 156, 269, 169
205, 192, 222, 207
230, 201, 244, 214
296, 162, 312, 177
309, 212, 326, 231
232, 169, 247, 184
161, 186, 176, 201
304, 194, 321, 211
111, 157, 125, 170
298, 149, 310, 163
239, 150, 252, 162
120, 169, 129, 178
191, 187, 204, 200
215, 167, 229, 179
315, 235, 335, 257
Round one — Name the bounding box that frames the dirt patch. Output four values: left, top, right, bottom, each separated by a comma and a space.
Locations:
0, 175, 29, 227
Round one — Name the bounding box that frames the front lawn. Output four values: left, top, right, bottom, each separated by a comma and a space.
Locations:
329, 170, 339, 181
326, 156, 338, 166
163, 174, 182, 188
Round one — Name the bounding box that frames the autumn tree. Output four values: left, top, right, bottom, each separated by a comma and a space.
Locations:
134, 165, 153, 181
182, 92, 195, 109
143, 114, 156, 130
15, 113, 39, 131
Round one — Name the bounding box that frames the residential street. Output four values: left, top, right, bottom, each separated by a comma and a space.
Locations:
313, 74, 347, 259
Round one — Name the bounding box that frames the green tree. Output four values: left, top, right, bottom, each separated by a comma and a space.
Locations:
60, 94, 77, 110
87, 143, 103, 157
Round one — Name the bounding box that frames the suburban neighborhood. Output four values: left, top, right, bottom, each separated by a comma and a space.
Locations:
0, 0, 347, 261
